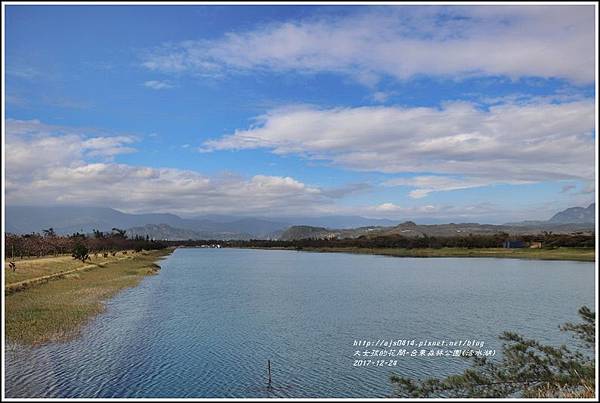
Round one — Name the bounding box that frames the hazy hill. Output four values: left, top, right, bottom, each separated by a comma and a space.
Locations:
126, 224, 253, 241
274, 215, 398, 228
209, 218, 287, 238
193, 214, 399, 229
505, 204, 595, 226
6, 204, 594, 241
5, 206, 181, 234
4, 206, 268, 238
548, 203, 595, 224
278, 221, 595, 241
5, 205, 399, 240
278, 226, 333, 241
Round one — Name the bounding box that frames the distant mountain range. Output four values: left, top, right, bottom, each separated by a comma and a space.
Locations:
505, 203, 595, 226
5, 204, 595, 241
4, 205, 400, 240
5, 206, 286, 239
125, 224, 253, 241
549, 203, 595, 224
279, 204, 596, 240
278, 225, 333, 241
279, 221, 595, 241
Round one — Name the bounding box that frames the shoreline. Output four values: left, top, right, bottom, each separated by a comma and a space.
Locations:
235, 246, 595, 262
5, 248, 174, 346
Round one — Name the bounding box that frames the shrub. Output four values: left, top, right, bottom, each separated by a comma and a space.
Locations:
72, 243, 90, 262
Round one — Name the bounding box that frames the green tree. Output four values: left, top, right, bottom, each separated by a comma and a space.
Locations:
111, 228, 127, 239
390, 306, 595, 398
71, 243, 90, 262
42, 227, 56, 237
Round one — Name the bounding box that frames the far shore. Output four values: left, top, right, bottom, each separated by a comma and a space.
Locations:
237, 246, 596, 262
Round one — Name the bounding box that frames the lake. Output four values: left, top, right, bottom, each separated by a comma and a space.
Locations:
5, 248, 595, 398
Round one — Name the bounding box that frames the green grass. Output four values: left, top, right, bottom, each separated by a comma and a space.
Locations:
285, 246, 596, 262
5, 249, 172, 345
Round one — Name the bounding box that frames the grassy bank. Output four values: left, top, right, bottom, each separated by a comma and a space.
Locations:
5, 248, 172, 345
5, 250, 140, 285
274, 246, 596, 262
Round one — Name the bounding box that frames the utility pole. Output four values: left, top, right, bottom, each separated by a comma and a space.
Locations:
267, 359, 272, 388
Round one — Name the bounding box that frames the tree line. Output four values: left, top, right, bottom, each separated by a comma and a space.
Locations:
5, 228, 168, 259
216, 232, 595, 249
5, 230, 594, 260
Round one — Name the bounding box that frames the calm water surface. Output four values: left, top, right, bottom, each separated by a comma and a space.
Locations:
5, 248, 595, 397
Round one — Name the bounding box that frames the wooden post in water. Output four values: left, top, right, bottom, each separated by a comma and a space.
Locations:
267, 359, 272, 388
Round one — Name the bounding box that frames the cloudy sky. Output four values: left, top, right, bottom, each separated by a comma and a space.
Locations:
4, 4, 597, 223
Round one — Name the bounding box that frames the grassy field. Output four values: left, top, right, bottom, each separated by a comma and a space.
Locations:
5, 249, 172, 345
281, 246, 596, 262
5, 251, 138, 285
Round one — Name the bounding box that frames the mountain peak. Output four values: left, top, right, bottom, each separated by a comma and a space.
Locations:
548, 204, 595, 224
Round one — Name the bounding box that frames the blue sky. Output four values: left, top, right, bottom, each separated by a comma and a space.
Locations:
4, 4, 596, 223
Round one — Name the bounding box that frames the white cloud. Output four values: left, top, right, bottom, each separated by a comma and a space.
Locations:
5, 118, 594, 222
5, 119, 137, 180
141, 5, 595, 84
143, 80, 174, 90
384, 176, 533, 198
202, 98, 595, 197
82, 136, 137, 157
7, 163, 330, 216
370, 91, 392, 103
373, 202, 402, 212
4, 119, 338, 216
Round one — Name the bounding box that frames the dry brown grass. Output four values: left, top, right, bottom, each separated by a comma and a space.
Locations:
5, 249, 172, 345
525, 379, 595, 398
4, 250, 139, 285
